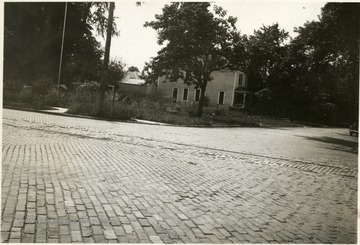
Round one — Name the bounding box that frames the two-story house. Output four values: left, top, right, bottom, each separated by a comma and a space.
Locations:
156, 69, 252, 108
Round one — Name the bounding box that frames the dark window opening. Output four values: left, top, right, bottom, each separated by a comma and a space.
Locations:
195, 89, 201, 102
238, 73, 244, 87
172, 88, 178, 101
218, 91, 225, 105
183, 88, 188, 100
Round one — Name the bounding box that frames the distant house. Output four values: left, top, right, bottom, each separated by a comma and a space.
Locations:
156, 69, 252, 108
118, 71, 157, 95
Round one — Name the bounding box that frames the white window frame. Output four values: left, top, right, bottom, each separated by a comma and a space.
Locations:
194, 89, 201, 102
218, 91, 225, 105
183, 88, 189, 101
172, 88, 178, 101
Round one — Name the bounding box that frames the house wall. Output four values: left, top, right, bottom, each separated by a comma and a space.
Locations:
146, 83, 157, 95
118, 83, 147, 95
118, 83, 157, 96
157, 70, 244, 106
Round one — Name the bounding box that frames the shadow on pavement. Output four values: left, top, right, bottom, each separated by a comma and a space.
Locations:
302, 136, 358, 154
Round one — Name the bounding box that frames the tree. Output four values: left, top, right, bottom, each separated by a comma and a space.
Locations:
97, 2, 115, 116
288, 3, 359, 124
128, 66, 140, 72
144, 2, 243, 116
4, 2, 116, 87
238, 24, 291, 116
108, 60, 126, 86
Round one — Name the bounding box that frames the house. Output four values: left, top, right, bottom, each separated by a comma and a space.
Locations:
156, 69, 252, 108
118, 71, 156, 95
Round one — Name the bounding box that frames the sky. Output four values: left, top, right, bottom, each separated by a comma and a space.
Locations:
98, 1, 327, 71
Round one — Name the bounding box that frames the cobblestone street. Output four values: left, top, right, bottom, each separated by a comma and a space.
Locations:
2, 109, 358, 243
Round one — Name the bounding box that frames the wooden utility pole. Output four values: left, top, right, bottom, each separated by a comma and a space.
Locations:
57, 2, 68, 99
97, 2, 115, 116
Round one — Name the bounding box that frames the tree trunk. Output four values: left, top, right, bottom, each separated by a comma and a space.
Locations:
196, 82, 207, 117
97, 2, 115, 117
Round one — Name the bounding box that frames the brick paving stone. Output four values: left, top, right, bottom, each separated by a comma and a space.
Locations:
35, 230, 47, 243
2, 222, 12, 232
144, 226, 157, 237
9, 230, 21, 239
176, 213, 189, 220
93, 234, 106, 243
198, 225, 213, 235
81, 227, 92, 237
22, 234, 35, 243
207, 234, 223, 243
8, 238, 21, 243
1, 232, 10, 242
83, 237, 95, 243
92, 225, 103, 235
149, 235, 164, 243
138, 218, 151, 227
24, 224, 36, 234
1, 109, 357, 244
126, 233, 140, 243
59, 235, 71, 243
71, 231, 82, 242
59, 225, 70, 235
119, 211, 131, 220
104, 229, 117, 240
113, 226, 126, 236
124, 224, 134, 234
192, 227, 205, 238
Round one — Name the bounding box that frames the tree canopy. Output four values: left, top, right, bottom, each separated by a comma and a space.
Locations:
4, 2, 117, 88
233, 3, 359, 125
128, 66, 140, 72
144, 2, 244, 116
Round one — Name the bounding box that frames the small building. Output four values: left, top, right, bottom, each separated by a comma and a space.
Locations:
118, 71, 156, 95
156, 69, 252, 108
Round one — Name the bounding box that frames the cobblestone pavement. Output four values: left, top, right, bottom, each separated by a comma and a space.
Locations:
2, 109, 358, 243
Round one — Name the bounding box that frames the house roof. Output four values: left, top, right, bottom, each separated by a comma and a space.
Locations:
120, 71, 146, 85
120, 79, 146, 85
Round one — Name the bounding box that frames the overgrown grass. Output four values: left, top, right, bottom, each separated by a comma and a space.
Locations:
67, 91, 300, 127
4, 79, 301, 127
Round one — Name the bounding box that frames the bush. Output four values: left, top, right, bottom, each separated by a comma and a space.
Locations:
43, 87, 68, 107
32, 78, 53, 97
67, 101, 98, 116
19, 86, 34, 103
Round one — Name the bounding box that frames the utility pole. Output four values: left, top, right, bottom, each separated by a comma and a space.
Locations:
57, 2, 68, 99
97, 2, 115, 116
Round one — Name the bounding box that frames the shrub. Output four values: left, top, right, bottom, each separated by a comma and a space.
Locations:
19, 86, 34, 103
67, 101, 98, 116
32, 78, 53, 97
43, 87, 68, 107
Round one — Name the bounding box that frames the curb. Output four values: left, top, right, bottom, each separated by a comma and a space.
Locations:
4, 106, 256, 128
3, 105, 135, 124
3, 105, 306, 129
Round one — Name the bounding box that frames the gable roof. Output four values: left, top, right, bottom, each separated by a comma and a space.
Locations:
120, 71, 146, 85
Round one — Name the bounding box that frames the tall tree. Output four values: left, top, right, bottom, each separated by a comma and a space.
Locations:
97, 2, 115, 116
144, 2, 243, 116
4, 2, 116, 88
288, 3, 359, 123
238, 24, 290, 116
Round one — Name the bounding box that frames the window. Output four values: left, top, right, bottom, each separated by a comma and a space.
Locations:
183, 88, 189, 100
194, 89, 201, 102
172, 88, 178, 101
218, 91, 225, 105
238, 73, 244, 87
